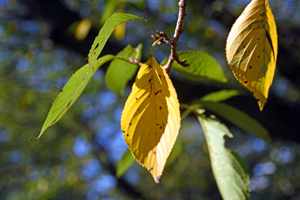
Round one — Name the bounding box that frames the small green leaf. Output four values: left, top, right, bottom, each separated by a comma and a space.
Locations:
88, 13, 156, 65
161, 51, 227, 83
105, 43, 142, 95
197, 114, 250, 200
166, 139, 183, 166
100, 0, 120, 24
195, 101, 271, 143
116, 149, 135, 178
35, 55, 115, 140
199, 90, 243, 102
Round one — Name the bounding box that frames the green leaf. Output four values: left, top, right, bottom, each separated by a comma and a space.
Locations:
100, 0, 120, 24
195, 101, 271, 143
199, 90, 243, 102
197, 114, 250, 200
35, 55, 115, 140
160, 51, 227, 83
166, 139, 183, 166
88, 13, 156, 65
116, 149, 135, 178
105, 43, 142, 95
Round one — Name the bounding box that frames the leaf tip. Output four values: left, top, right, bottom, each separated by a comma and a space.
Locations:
155, 175, 161, 183
258, 99, 266, 111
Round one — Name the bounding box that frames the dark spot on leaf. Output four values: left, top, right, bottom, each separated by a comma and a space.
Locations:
138, 108, 140, 111
243, 45, 246, 48
82, 78, 85, 81
156, 123, 159, 125
249, 66, 252, 69
130, 123, 132, 125
160, 126, 162, 129
135, 98, 138, 100
257, 38, 260, 40
257, 56, 260, 58
127, 134, 129, 137
262, 66, 266, 72
153, 151, 156, 155
159, 106, 162, 109
159, 75, 162, 78
244, 81, 248, 84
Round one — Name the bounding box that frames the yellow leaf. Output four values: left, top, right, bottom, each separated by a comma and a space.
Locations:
226, 0, 278, 110
121, 56, 181, 183
113, 23, 126, 41
75, 19, 92, 41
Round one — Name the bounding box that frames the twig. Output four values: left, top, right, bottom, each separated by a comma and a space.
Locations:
113, 56, 144, 67
129, 57, 144, 66
164, 0, 189, 75
151, 31, 170, 45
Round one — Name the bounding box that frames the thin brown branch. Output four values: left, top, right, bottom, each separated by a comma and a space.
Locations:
164, 0, 189, 75
151, 31, 170, 45
129, 57, 144, 66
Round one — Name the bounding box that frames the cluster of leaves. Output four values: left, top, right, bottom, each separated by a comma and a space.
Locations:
35, 0, 278, 199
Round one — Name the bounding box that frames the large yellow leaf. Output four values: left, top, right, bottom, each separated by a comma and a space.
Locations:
121, 56, 181, 183
226, 0, 277, 110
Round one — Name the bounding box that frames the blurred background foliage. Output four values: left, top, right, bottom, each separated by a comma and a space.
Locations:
0, 0, 300, 199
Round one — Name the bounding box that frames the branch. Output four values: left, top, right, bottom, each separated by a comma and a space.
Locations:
164, 0, 189, 75
129, 57, 144, 66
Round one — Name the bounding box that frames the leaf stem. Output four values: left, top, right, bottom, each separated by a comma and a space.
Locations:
114, 56, 143, 66
142, 19, 160, 36
164, 0, 189, 75
150, 39, 162, 56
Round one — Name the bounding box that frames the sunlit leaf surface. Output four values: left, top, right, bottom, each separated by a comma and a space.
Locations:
226, 0, 278, 110
121, 56, 181, 183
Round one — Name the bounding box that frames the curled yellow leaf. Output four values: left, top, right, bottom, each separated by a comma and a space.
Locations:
121, 56, 181, 183
226, 0, 278, 110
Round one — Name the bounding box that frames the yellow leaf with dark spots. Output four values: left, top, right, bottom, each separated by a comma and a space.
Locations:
226, 0, 278, 110
121, 56, 181, 183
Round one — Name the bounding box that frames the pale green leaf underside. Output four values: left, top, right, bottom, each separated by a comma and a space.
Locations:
36, 55, 115, 140
161, 51, 227, 83
196, 101, 271, 143
199, 89, 243, 102
116, 149, 135, 178
105, 43, 142, 95
88, 13, 156, 65
197, 115, 250, 200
